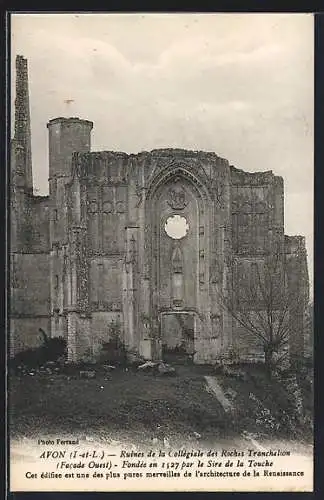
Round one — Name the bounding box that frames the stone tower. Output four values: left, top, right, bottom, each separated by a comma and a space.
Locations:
11, 55, 33, 254
13, 55, 33, 194
47, 117, 93, 245
10, 56, 51, 354
46, 117, 93, 347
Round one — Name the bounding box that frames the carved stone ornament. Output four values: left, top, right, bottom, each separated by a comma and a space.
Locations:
102, 201, 113, 214
88, 200, 98, 214
212, 178, 225, 207
135, 186, 146, 208
116, 201, 125, 214
210, 260, 222, 284
167, 184, 187, 210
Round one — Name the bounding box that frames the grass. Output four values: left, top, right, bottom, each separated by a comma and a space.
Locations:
9, 362, 313, 446
9, 365, 228, 443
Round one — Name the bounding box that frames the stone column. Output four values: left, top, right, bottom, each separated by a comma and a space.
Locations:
123, 227, 139, 353
66, 310, 78, 362
64, 227, 80, 361
221, 166, 233, 352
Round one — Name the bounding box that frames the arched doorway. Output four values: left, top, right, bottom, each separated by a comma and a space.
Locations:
160, 311, 196, 363
145, 166, 213, 361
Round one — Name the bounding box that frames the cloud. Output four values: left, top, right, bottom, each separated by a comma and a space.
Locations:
11, 13, 314, 288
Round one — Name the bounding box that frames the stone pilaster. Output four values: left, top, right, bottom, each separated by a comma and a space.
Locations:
66, 311, 78, 362
123, 227, 139, 353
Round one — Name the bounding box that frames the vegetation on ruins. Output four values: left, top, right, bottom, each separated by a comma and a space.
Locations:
98, 319, 127, 366
217, 246, 306, 375
11, 328, 67, 371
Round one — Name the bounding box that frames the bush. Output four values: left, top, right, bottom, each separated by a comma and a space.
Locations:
99, 338, 127, 366
41, 337, 67, 362
10, 329, 67, 372
216, 344, 241, 365
98, 320, 127, 366
11, 347, 46, 371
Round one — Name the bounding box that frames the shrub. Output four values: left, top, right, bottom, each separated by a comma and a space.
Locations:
11, 347, 46, 371
98, 320, 127, 366
42, 337, 67, 362
249, 392, 281, 433
216, 344, 241, 365
11, 329, 67, 372
39, 328, 67, 362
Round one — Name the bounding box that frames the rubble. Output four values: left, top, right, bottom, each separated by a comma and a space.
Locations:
137, 361, 159, 371
224, 387, 237, 400
137, 361, 176, 376
79, 370, 96, 379
103, 364, 116, 371
157, 362, 176, 376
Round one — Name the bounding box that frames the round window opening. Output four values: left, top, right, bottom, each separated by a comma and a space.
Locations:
164, 215, 189, 239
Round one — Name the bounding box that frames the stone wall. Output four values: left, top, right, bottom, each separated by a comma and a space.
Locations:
10, 253, 50, 355
234, 322, 265, 363
90, 311, 123, 357
10, 192, 51, 356
11, 253, 50, 317
10, 317, 51, 355
285, 235, 309, 359
304, 302, 313, 359
64, 148, 309, 364
28, 196, 50, 252
89, 258, 123, 310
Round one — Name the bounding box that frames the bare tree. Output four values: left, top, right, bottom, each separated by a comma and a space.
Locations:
216, 246, 302, 374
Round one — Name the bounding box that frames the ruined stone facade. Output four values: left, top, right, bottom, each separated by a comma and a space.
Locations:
10, 56, 309, 363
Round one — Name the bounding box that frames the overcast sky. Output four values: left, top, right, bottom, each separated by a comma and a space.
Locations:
11, 13, 314, 291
